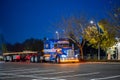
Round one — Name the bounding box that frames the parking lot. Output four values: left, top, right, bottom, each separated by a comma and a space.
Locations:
0, 62, 120, 80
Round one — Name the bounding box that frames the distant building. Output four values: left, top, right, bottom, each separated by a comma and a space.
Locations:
107, 42, 120, 60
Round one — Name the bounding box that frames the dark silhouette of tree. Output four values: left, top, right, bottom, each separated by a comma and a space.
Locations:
6, 43, 13, 52
6, 38, 44, 52
0, 34, 7, 53
13, 43, 24, 52
23, 38, 43, 51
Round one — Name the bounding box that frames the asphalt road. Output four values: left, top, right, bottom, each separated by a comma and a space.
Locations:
0, 62, 120, 80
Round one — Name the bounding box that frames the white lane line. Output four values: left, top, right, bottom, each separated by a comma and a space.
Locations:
34, 71, 74, 76
0, 69, 55, 75
0, 67, 29, 70
32, 78, 66, 80
14, 69, 56, 74
4, 67, 30, 70
0, 68, 50, 72
0, 73, 66, 80
53, 72, 100, 78
0, 73, 15, 75
90, 75, 120, 80
32, 72, 100, 80
0, 72, 100, 80
0, 74, 44, 79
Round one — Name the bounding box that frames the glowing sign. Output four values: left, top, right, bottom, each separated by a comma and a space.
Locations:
44, 49, 57, 53
57, 41, 69, 44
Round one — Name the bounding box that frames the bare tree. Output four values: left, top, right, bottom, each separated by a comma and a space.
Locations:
57, 16, 88, 59
108, 6, 120, 37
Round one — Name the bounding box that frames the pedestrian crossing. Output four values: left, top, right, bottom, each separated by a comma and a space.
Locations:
1, 62, 120, 80
0, 67, 67, 80
0, 66, 99, 80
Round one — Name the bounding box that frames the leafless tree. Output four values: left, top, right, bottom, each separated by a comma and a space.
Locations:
108, 6, 120, 37
57, 16, 88, 59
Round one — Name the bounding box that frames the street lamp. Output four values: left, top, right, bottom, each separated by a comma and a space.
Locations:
90, 20, 94, 24
90, 20, 100, 60
55, 31, 59, 39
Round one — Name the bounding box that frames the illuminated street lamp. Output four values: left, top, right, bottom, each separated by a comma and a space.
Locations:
55, 31, 59, 39
90, 20, 100, 60
90, 20, 94, 24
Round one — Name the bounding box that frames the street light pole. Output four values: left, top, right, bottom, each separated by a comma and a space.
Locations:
98, 23, 100, 60
55, 31, 59, 39
90, 20, 100, 60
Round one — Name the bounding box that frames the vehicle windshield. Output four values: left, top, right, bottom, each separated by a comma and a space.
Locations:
54, 44, 69, 48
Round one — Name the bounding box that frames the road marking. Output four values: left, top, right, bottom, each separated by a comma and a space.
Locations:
0, 73, 15, 75
0, 73, 65, 80
14, 69, 56, 74
0, 68, 38, 72
32, 78, 66, 80
0, 71, 100, 80
53, 72, 100, 78
90, 75, 120, 80
0, 67, 29, 70
0, 68, 53, 72
31, 72, 100, 80
0, 69, 55, 75
34, 71, 74, 75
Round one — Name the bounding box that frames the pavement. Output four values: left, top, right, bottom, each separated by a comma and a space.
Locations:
0, 62, 120, 80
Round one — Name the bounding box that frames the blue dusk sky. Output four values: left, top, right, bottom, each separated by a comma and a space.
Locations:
0, 0, 119, 44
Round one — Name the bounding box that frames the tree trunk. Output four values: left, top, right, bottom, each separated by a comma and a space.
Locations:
80, 47, 84, 59
78, 45, 84, 60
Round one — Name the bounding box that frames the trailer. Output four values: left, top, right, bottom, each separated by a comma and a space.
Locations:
3, 51, 41, 62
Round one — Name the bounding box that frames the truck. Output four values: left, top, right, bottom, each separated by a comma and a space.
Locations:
3, 39, 79, 63
42, 39, 79, 63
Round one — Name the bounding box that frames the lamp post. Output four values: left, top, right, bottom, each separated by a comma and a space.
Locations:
55, 31, 59, 39
98, 23, 100, 60
90, 20, 100, 60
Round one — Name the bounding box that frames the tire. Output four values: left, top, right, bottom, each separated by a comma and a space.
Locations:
4, 56, 7, 62
9, 56, 13, 62
30, 56, 35, 63
40, 56, 43, 63
55, 56, 60, 63
35, 56, 39, 63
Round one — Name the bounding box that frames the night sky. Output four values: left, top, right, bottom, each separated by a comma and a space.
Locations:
0, 0, 119, 44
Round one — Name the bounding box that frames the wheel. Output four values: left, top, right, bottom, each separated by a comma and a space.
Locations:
35, 56, 39, 63
44, 56, 50, 62
4, 56, 7, 62
9, 56, 13, 62
55, 56, 60, 63
30, 56, 35, 63
40, 56, 43, 63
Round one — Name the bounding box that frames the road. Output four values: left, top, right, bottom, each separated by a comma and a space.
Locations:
0, 62, 120, 80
